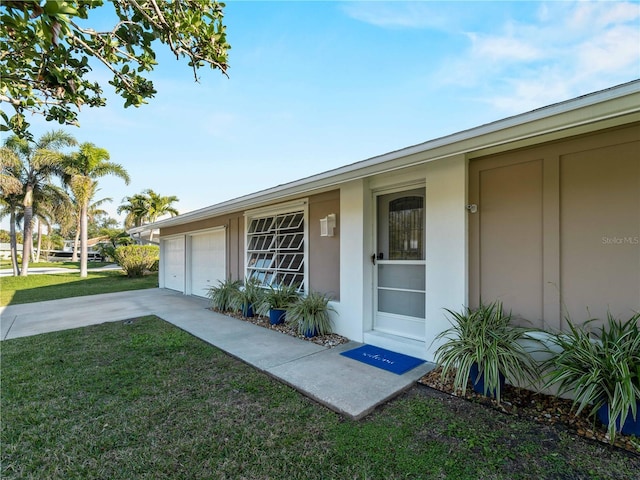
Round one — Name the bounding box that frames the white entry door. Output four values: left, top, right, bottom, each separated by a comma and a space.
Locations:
373, 187, 426, 341
190, 229, 226, 298
163, 236, 185, 292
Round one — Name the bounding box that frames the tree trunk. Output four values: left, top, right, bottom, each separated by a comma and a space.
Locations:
71, 219, 80, 262
44, 224, 52, 259
35, 219, 43, 262
80, 201, 88, 278
20, 186, 34, 276
9, 206, 20, 276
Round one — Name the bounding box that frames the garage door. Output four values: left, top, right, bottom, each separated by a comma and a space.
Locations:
163, 236, 185, 292
190, 229, 226, 297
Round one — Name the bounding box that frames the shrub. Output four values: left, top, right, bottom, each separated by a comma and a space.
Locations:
114, 245, 159, 278
229, 277, 265, 316
206, 278, 242, 312
433, 301, 540, 402
543, 312, 640, 442
255, 283, 301, 316
287, 291, 336, 337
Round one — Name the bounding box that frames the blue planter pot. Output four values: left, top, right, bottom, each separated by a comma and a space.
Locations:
269, 308, 286, 325
469, 363, 505, 399
303, 327, 318, 338
242, 304, 254, 318
597, 401, 640, 436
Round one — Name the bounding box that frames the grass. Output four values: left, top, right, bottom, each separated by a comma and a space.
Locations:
2, 316, 637, 480
0, 271, 158, 306
0, 260, 107, 270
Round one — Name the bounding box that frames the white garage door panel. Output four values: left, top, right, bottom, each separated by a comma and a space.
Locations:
190, 230, 226, 297
164, 237, 185, 292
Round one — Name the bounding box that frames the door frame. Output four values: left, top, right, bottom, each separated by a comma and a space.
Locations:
372, 182, 427, 341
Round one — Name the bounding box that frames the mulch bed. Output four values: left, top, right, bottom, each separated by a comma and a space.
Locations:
211, 308, 638, 455
210, 308, 350, 348
418, 366, 640, 455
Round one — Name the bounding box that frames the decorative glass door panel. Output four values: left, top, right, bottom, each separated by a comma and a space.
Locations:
374, 188, 426, 341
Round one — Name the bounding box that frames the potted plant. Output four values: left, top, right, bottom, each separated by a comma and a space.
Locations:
543, 312, 640, 442
433, 301, 540, 402
206, 277, 242, 312
256, 283, 300, 325
286, 291, 336, 338
230, 277, 264, 317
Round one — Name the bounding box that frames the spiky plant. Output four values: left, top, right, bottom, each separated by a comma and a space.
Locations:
255, 283, 300, 316
229, 277, 264, 316
286, 291, 336, 337
433, 301, 540, 403
544, 312, 640, 443
206, 278, 242, 312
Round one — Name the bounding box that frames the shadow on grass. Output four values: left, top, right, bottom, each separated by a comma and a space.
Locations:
2, 271, 158, 306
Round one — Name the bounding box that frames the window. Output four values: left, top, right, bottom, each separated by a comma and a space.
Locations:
388, 196, 424, 260
246, 209, 305, 289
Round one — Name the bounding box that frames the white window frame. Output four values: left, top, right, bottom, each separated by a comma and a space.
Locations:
244, 199, 309, 291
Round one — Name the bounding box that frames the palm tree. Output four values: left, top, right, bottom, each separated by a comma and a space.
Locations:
1, 146, 24, 275
0, 195, 21, 275
143, 189, 179, 242
1, 131, 77, 276
70, 185, 112, 262
117, 189, 179, 242
16, 184, 73, 263
117, 192, 149, 228
64, 143, 130, 277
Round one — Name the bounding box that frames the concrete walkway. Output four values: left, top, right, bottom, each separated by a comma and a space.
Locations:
0, 289, 434, 419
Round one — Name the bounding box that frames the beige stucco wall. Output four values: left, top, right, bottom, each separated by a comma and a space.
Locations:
159, 190, 341, 296
307, 190, 341, 299
469, 123, 640, 331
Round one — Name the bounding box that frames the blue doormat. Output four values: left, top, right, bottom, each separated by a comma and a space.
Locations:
340, 344, 425, 375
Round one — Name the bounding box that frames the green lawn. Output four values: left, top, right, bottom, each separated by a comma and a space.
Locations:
0, 271, 158, 306
1, 316, 637, 480
0, 260, 107, 269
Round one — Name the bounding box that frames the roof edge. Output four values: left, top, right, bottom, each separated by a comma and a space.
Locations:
130, 79, 640, 233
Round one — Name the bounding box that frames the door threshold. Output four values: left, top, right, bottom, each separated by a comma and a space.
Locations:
363, 331, 427, 360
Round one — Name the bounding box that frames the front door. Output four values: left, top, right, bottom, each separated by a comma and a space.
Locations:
373, 187, 426, 341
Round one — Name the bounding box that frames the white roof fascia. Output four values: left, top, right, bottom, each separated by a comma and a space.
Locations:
135, 80, 640, 233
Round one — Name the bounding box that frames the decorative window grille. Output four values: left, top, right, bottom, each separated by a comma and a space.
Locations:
388, 196, 424, 260
246, 210, 305, 289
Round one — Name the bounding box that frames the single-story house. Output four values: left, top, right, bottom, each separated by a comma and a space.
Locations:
130, 80, 640, 362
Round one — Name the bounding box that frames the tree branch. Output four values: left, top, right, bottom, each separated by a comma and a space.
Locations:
67, 32, 136, 93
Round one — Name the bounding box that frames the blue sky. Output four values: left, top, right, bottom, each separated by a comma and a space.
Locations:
9, 0, 640, 227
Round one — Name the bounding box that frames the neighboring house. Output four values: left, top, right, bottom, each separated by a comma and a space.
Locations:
129, 81, 640, 361
0, 243, 23, 260
129, 228, 160, 246
47, 239, 105, 260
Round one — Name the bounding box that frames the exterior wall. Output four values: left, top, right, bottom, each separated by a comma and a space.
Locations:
161, 213, 244, 282
469, 123, 640, 330
153, 101, 638, 363
159, 190, 341, 295
424, 155, 468, 360
308, 190, 341, 299
334, 180, 366, 341
559, 134, 639, 326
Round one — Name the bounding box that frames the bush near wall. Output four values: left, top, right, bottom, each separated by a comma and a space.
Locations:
114, 245, 159, 278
